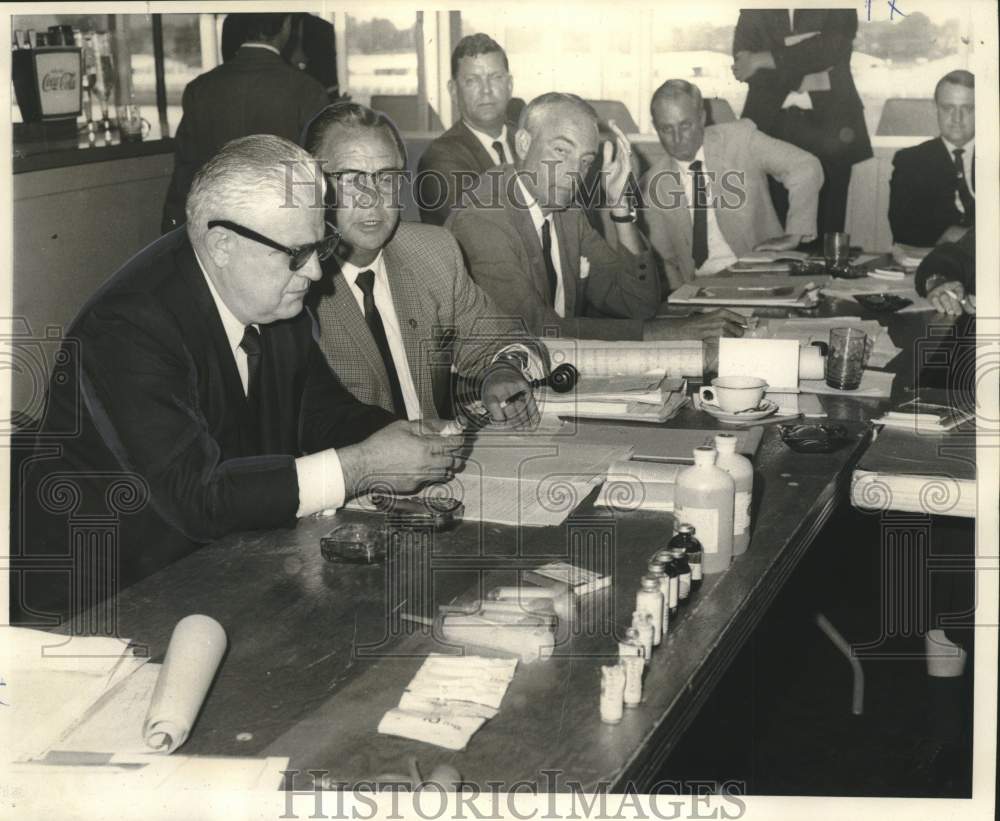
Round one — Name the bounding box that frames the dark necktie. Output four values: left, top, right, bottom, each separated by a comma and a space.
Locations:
540, 218, 559, 308
492, 140, 507, 164
953, 148, 975, 226
239, 325, 263, 446
356, 269, 405, 416
239, 325, 262, 404
690, 160, 709, 270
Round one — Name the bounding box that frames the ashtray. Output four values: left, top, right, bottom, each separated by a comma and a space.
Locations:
778, 423, 852, 453
853, 293, 913, 313
788, 259, 828, 277
320, 522, 386, 564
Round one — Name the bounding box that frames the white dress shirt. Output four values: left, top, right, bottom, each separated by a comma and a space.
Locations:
339, 252, 423, 421
684, 148, 738, 276
942, 137, 975, 215
516, 177, 566, 316
196, 252, 346, 518
465, 122, 510, 166
239, 42, 281, 56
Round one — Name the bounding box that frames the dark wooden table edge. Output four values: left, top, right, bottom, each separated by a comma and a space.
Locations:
611, 426, 874, 792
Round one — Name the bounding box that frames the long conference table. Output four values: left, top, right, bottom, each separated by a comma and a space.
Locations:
61, 287, 966, 792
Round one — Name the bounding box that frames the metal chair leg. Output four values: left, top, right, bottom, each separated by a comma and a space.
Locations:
816, 612, 864, 716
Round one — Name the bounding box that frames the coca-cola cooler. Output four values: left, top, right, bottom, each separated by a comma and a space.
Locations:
13, 45, 82, 123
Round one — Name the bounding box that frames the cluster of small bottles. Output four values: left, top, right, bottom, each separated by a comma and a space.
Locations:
600, 526, 702, 724
600, 434, 754, 723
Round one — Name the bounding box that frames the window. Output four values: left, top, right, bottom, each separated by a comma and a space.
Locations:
344, 12, 418, 112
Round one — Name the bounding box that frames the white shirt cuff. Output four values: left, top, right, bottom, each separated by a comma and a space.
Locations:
294, 449, 346, 518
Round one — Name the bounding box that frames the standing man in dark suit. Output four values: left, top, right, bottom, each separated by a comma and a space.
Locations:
732, 7, 872, 237
161, 13, 329, 233
889, 71, 975, 248
303, 102, 538, 423
447, 93, 746, 341
14, 136, 466, 621
416, 34, 517, 226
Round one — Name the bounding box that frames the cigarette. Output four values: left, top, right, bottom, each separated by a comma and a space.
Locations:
941, 288, 969, 306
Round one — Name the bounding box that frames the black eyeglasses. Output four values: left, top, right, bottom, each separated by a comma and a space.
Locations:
207, 219, 342, 271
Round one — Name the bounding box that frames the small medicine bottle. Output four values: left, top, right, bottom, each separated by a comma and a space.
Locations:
669, 525, 703, 592
635, 577, 664, 646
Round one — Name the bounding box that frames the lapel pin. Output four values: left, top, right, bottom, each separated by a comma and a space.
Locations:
409, 318, 417, 328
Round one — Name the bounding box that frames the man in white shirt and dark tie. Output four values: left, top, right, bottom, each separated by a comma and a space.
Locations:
306, 101, 539, 424
889, 70, 975, 248
416, 33, 518, 226
640, 79, 823, 289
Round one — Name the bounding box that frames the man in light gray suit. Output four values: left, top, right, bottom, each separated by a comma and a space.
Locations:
641, 79, 823, 290
304, 102, 536, 425
448, 92, 746, 341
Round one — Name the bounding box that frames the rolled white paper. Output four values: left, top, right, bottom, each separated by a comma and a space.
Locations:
142, 614, 227, 754
799, 346, 826, 380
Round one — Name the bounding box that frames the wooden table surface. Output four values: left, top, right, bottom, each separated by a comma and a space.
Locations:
64, 296, 962, 790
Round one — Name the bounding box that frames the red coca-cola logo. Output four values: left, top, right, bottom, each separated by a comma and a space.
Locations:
41, 70, 77, 92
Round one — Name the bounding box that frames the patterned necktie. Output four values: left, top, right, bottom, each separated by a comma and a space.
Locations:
492, 140, 507, 165
356, 269, 405, 416
540, 218, 559, 308
953, 148, 975, 226
689, 160, 709, 270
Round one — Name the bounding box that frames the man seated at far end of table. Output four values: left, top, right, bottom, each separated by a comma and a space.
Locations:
889, 70, 975, 249
13, 135, 484, 622
446, 92, 747, 342
640, 79, 823, 291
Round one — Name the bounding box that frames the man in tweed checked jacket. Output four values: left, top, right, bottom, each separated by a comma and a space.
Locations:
304, 102, 538, 425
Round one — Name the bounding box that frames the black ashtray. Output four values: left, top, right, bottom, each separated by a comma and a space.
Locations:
778, 423, 852, 453
788, 259, 828, 276
853, 293, 913, 313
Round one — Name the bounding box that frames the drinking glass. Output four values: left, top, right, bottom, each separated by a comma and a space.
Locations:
823, 231, 851, 276
91, 32, 117, 132
824, 327, 872, 390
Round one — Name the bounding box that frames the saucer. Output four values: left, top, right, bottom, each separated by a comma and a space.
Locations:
699, 398, 779, 423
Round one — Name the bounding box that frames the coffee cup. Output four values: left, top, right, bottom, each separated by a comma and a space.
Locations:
698, 376, 768, 413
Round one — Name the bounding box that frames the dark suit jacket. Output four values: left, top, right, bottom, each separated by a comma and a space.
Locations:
890, 138, 974, 248
15, 229, 394, 619
734, 8, 872, 166
312, 222, 535, 419
161, 46, 329, 232
446, 165, 660, 341
915, 227, 976, 296
416, 120, 517, 226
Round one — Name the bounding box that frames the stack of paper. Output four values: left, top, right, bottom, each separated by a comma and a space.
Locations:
1, 629, 148, 762
801, 370, 896, 398
876, 397, 976, 432
540, 375, 689, 423
595, 459, 682, 512
377, 654, 518, 750
348, 437, 633, 526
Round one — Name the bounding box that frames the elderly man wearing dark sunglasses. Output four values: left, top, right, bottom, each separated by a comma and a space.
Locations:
15, 134, 468, 619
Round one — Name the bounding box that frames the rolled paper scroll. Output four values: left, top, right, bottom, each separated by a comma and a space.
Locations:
799, 346, 826, 380
142, 614, 227, 754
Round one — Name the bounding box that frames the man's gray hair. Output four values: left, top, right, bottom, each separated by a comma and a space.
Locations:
650, 79, 703, 114
518, 92, 599, 135
186, 135, 321, 242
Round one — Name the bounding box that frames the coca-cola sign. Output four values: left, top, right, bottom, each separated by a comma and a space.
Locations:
42, 70, 78, 92
35, 50, 83, 118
